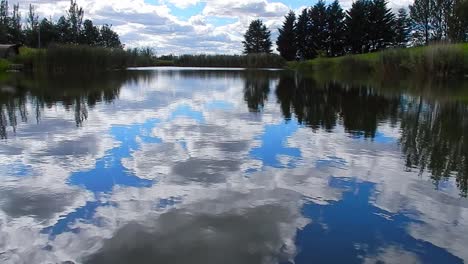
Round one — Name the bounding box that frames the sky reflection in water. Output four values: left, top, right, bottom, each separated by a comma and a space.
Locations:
0, 69, 467, 264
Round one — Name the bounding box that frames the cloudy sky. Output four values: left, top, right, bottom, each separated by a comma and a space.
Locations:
11, 0, 411, 56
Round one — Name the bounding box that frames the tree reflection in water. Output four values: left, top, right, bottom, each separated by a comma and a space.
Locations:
0, 71, 151, 139
274, 73, 468, 196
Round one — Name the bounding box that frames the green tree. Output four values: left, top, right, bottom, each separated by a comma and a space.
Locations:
80, 19, 100, 45
67, 0, 84, 43
346, 0, 371, 53
368, 0, 395, 51
296, 8, 316, 59
39, 18, 58, 47
99, 24, 122, 49
394, 8, 411, 47
26, 4, 39, 47
326, 0, 346, 56
276, 11, 297, 60
242, 19, 272, 54
309, 0, 329, 55
448, 0, 468, 41
8, 3, 22, 43
0, 0, 9, 43
56, 16, 71, 43
410, 0, 433, 44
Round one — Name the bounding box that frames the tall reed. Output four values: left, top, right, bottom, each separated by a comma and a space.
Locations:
174, 53, 286, 68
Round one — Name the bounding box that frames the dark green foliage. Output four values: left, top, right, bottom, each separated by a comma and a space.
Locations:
243, 19, 272, 54
80, 19, 100, 46
346, 0, 372, 53
410, 0, 432, 45
326, 0, 346, 56
99, 24, 122, 49
67, 0, 84, 44
368, 0, 395, 51
449, 0, 468, 42
296, 9, 316, 59
310, 0, 329, 54
38, 19, 58, 47
394, 8, 411, 47
174, 54, 286, 68
345, 0, 395, 53
276, 11, 297, 61
0, 0, 122, 49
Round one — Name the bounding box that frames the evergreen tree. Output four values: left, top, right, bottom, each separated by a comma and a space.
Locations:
242, 19, 272, 54
346, 0, 372, 53
326, 0, 346, 56
296, 8, 316, 59
276, 11, 297, 60
410, 0, 433, 44
309, 0, 329, 55
394, 8, 411, 47
368, 0, 395, 51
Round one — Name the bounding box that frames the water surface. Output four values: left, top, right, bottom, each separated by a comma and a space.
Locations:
0, 68, 467, 264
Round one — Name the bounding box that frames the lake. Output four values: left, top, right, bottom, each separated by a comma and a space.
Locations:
0, 68, 467, 264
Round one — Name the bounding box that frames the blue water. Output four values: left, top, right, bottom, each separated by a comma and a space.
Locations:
0, 69, 466, 264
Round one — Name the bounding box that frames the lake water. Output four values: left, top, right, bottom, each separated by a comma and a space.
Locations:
0, 68, 467, 264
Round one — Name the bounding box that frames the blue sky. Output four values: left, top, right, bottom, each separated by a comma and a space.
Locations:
12, 0, 411, 54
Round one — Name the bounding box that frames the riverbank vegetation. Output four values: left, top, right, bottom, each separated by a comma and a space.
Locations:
289, 43, 468, 78
265, 0, 468, 78
174, 54, 285, 68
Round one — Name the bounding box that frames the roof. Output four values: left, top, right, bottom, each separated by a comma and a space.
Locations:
0, 44, 21, 49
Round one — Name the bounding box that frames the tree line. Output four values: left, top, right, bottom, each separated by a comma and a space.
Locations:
243, 0, 468, 60
0, 0, 122, 48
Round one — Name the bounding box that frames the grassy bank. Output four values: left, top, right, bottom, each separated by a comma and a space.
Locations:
290, 43, 468, 79
174, 54, 286, 68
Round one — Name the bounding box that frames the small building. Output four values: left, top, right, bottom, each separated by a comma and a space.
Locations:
0, 44, 21, 59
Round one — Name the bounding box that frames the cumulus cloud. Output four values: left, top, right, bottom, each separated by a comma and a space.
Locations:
8, 0, 413, 54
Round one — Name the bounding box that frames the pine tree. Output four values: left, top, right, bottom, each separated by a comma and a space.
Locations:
296, 8, 316, 59
276, 11, 297, 60
310, 0, 329, 55
346, 0, 372, 53
394, 8, 410, 47
368, 0, 395, 51
242, 19, 272, 54
326, 0, 346, 56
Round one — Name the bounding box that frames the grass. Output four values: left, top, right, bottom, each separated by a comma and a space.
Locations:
290, 43, 468, 79
0, 59, 10, 72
